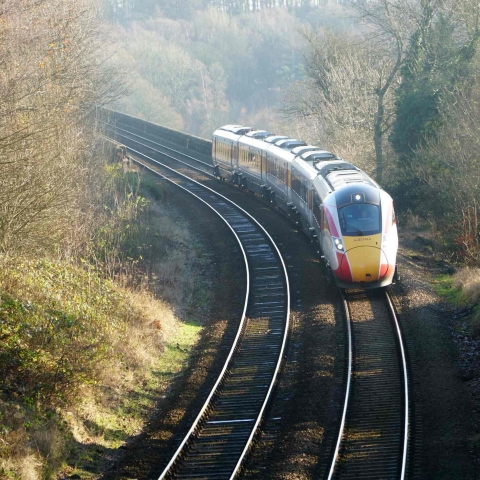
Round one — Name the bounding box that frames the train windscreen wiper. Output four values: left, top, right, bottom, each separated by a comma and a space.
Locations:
346, 224, 364, 236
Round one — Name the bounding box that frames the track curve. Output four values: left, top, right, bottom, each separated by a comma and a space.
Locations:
107, 143, 291, 479
103, 116, 410, 479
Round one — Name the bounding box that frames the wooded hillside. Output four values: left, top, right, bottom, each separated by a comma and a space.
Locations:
106, 0, 480, 263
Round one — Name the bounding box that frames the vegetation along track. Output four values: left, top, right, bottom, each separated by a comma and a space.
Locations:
106, 125, 291, 479
327, 289, 409, 480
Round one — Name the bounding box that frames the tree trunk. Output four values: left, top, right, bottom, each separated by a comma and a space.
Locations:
374, 90, 384, 183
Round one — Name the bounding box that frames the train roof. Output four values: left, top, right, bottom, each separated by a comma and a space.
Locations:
265, 143, 299, 163
291, 145, 321, 156
292, 156, 319, 180
274, 138, 308, 150
245, 130, 273, 139
237, 134, 274, 151
213, 128, 242, 142
315, 160, 378, 192
300, 150, 337, 162
264, 135, 289, 144
213, 123, 380, 194
219, 125, 253, 135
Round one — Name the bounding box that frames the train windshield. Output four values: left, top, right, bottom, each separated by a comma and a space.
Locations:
338, 204, 381, 236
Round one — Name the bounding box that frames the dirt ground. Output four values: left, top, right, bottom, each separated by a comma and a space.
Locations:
98, 174, 480, 480
390, 240, 480, 480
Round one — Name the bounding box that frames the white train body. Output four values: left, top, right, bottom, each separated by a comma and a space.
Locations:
212, 126, 398, 289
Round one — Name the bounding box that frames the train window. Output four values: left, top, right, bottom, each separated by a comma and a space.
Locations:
241, 147, 248, 166
267, 156, 275, 176
292, 171, 301, 195
251, 153, 260, 170
338, 204, 381, 236
300, 180, 307, 203
266, 156, 286, 185
313, 192, 321, 224
321, 208, 329, 230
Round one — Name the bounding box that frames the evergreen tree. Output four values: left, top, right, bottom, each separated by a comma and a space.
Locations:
391, 11, 479, 165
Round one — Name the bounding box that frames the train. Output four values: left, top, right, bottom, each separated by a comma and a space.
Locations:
212, 124, 399, 289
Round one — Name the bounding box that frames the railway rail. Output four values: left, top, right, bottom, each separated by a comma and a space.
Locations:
103, 131, 291, 479
327, 289, 409, 480
104, 117, 213, 176
104, 115, 411, 479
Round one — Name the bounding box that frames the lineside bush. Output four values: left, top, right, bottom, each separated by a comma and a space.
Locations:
0, 158, 209, 479
0, 243, 204, 477
453, 268, 480, 337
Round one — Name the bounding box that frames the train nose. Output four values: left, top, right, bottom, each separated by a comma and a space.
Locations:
341, 246, 389, 283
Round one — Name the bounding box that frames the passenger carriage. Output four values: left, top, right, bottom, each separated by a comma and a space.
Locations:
212, 124, 398, 289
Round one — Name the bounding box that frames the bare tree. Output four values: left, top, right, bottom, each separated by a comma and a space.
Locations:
283, 27, 399, 177
0, 0, 127, 256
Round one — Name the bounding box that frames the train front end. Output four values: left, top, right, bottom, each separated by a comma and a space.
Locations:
321, 185, 398, 289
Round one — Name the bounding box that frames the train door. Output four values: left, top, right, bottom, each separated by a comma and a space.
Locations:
280, 159, 287, 199
286, 163, 291, 203
306, 184, 314, 229
300, 178, 308, 213
266, 152, 272, 185
261, 151, 267, 183
230, 142, 237, 168
313, 190, 322, 229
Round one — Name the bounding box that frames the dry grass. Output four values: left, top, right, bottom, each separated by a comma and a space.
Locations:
0, 153, 211, 478
0, 254, 203, 478
453, 268, 480, 304
452, 267, 480, 336
138, 199, 197, 307
0, 400, 45, 479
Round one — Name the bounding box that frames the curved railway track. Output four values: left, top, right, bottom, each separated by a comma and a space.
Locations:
327, 289, 409, 480
104, 134, 291, 479
104, 116, 411, 479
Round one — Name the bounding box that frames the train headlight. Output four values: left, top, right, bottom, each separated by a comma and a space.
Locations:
333, 237, 344, 251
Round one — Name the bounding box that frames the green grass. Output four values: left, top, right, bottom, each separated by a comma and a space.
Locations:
432, 274, 469, 306
0, 257, 202, 478
66, 319, 202, 479
156, 323, 201, 374
140, 174, 167, 202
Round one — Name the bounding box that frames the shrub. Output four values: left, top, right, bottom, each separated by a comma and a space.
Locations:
0, 260, 126, 407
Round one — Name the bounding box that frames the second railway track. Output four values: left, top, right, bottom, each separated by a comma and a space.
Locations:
104, 132, 291, 479
104, 117, 214, 176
